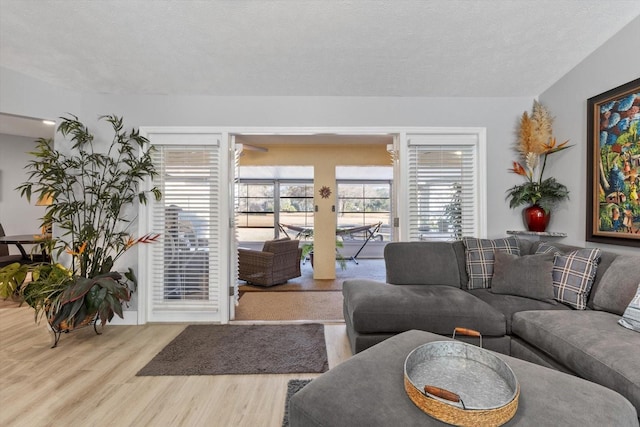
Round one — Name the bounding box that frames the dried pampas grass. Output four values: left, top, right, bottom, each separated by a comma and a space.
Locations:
517, 112, 535, 156
517, 101, 554, 156
530, 101, 553, 151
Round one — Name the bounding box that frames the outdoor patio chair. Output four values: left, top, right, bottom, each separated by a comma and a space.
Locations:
238, 237, 302, 287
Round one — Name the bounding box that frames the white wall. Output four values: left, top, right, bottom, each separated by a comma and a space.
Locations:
0, 134, 46, 253
540, 15, 640, 256
1, 68, 534, 239
0, 68, 81, 250
83, 93, 533, 237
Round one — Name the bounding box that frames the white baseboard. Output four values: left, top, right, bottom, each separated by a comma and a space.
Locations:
108, 310, 139, 325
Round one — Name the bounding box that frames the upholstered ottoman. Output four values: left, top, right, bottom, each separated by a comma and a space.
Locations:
289, 330, 639, 426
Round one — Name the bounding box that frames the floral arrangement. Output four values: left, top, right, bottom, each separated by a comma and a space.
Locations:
506, 101, 572, 213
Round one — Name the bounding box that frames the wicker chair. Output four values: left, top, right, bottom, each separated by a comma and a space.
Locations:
238, 238, 302, 287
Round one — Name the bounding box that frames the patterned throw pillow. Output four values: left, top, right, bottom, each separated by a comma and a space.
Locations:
462, 236, 520, 289
619, 284, 640, 332
535, 242, 558, 254
551, 248, 601, 310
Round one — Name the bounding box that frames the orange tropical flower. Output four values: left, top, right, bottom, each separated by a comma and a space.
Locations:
509, 162, 527, 176
66, 241, 87, 256
542, 137, 570, 154
124, 236, 136, 248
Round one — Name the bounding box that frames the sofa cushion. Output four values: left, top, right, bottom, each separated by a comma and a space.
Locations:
512, 310, 640, 410
586, 250, 619, 309
452, 240, 469, 288
490, 251, 555, 302
383, 241, 462, 287
592, 256, 640, 315
342, 279, 506, 336
619, 284, 640, 332
515, 238, 535, 255
462, 236, 520, 289
469, 289, 569, 334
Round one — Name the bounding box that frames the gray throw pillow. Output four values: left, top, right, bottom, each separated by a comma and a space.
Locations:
463, 236, 521, 289
491, 252, 556, 303
619, 284, 640, 332
592, 256, 640, 315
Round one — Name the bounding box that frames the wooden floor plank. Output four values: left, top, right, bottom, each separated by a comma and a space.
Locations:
0, 305, 352, 427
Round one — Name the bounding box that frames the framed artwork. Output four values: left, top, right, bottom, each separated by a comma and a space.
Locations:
587, 77, 640, 247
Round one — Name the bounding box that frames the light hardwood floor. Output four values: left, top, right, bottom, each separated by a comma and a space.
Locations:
0, 303, 353, 427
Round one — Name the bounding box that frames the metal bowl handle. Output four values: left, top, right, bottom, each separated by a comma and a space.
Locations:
453, 327, 480, 337
452, 327, 483, 348
424, 385, 466, 409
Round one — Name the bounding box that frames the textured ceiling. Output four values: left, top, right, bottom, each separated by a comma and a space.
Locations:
1, 1, 639, 97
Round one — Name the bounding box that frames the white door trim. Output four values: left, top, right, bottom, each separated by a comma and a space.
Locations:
133, 125, 486, 324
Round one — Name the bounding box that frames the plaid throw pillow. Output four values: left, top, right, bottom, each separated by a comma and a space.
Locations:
463, 236, 520, 289
619, 284, 640, 332
535, 242, 558, 254
551, 248, 601, 310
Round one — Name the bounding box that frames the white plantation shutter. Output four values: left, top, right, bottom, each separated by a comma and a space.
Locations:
146, 136, 226, 322
407, 134, 481, 241
231, 142, 242, 309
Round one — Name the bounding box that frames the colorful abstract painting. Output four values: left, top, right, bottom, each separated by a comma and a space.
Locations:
587, 78, 640, 247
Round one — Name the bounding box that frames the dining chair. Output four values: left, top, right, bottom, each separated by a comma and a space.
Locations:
0, 223, 26, 268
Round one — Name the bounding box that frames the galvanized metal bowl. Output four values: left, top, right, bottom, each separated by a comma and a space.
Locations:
404, 340, 520, 427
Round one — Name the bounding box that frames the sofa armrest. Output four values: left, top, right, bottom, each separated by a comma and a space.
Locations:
384, 241, 463, 287
238, 249, 275, 278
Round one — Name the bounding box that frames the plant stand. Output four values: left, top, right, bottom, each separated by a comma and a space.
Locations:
49, 313, 102, 348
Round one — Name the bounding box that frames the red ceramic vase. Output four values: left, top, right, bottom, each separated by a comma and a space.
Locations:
524, 205, 550, 232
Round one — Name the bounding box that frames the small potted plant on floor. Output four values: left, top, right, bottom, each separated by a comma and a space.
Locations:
301, 238, 347, 270
0, 114, 161, 346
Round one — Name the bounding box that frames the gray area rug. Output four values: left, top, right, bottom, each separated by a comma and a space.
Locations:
282, 379, 312, 427
136, 324, 328, 376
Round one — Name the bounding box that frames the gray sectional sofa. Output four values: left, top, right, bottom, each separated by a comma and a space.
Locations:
342, 237, 640, 413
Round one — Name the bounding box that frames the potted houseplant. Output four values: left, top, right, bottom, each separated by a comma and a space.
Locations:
506, 101, 572, 232
444, 182, 463, 240
301, 238, 347, 270
0, 114, 161, 346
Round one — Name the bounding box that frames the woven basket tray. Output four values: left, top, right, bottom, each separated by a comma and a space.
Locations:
404, 333, 519, 427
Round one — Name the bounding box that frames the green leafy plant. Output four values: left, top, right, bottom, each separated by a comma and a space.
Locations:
506, 102, 572, 213
444, 182, 463, 240
506, 176, 570, 213
0, 114, 161, 334
301, 238, 347, 271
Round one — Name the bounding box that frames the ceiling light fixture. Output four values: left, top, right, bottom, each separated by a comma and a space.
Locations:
42, 120, 56, 126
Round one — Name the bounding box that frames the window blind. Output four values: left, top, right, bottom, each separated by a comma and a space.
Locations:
148, 144, 222, 316
407, 135, 479, 241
